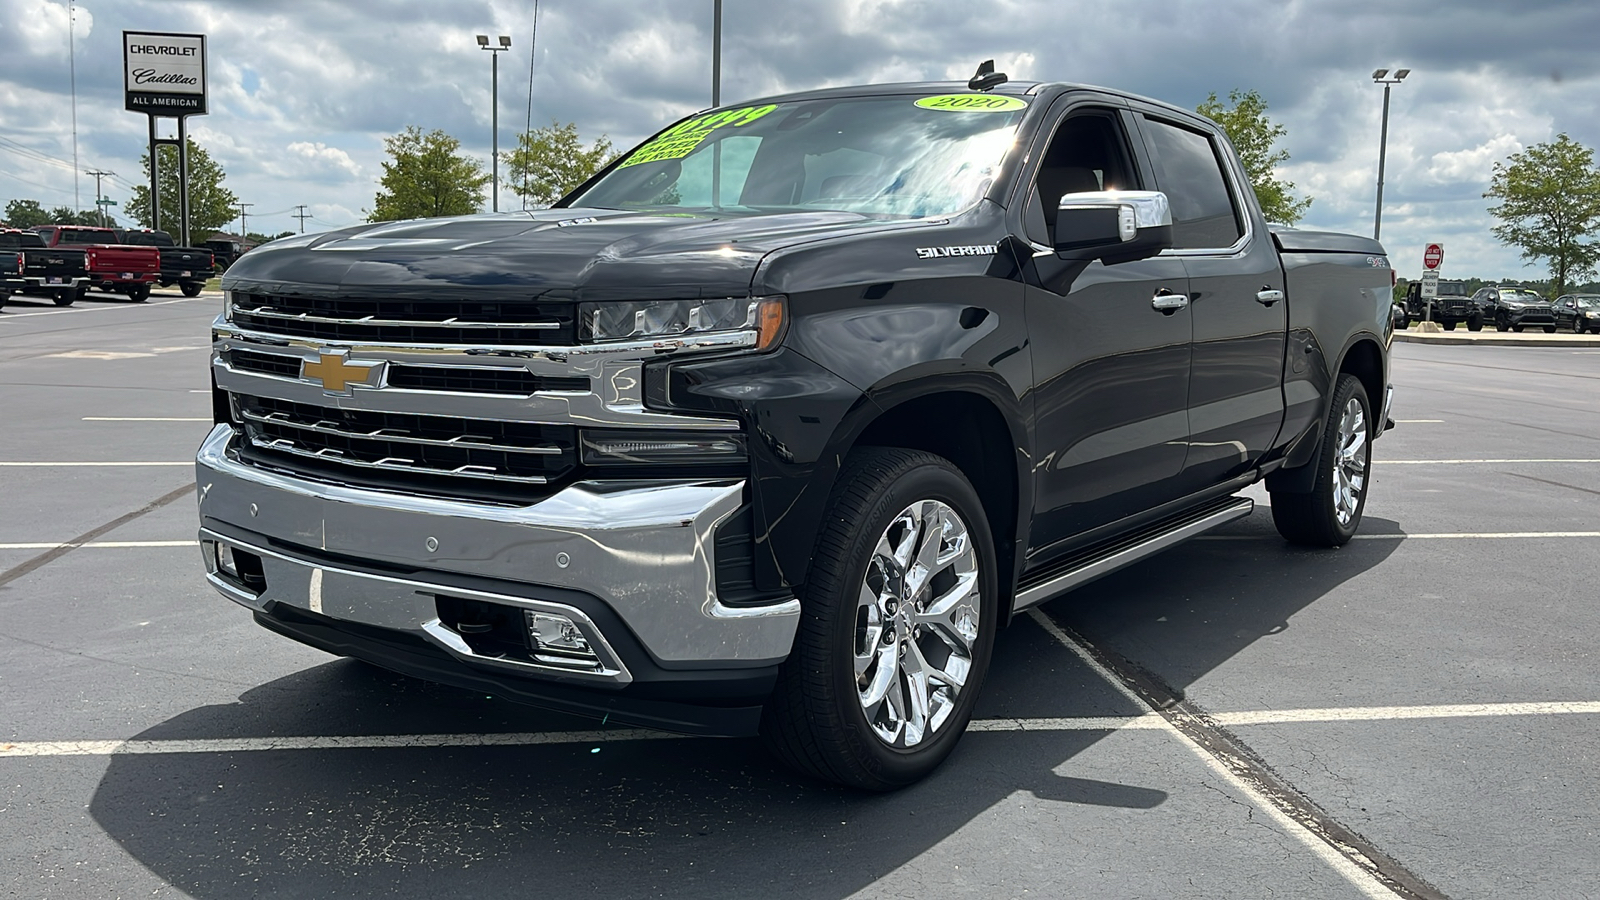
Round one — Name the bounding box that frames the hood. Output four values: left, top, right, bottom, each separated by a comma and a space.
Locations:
222, 208, 940, 303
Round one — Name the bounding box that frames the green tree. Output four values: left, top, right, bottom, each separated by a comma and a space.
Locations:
47, 205, 114, 227
369, 126, 490, 222
1484, 133, 1600, 297
4, 199, 53, 227
1197, 89, 1312, 225
502, 122, 618, 208
126, 138, 240, 236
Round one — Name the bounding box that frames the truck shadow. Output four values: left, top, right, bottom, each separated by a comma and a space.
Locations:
88, 510, 1402, 898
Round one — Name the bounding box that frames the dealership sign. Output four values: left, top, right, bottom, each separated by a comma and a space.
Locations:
123, 31, 207, 115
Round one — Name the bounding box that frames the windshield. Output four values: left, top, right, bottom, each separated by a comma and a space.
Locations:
1438, 281, 1467, 295
1574, 295, 1600, 308
568, 93, 1030, 219
1502, 289, 1542, 302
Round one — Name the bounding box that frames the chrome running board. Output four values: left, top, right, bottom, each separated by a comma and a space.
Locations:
1012, 496, 1255, 611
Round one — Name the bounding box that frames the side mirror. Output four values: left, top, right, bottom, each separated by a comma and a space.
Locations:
1053, 190, 1173, 264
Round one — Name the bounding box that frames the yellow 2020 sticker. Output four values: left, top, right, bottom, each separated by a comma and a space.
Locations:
618, 104, 779, 168
914, 94, 1027, 113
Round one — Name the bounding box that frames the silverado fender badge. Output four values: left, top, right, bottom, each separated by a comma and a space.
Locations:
916, 244, 998, 260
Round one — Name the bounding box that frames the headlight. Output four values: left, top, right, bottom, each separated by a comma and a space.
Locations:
1586, 311, 1600, 319
1502, 301, 1524, 309
579, 296, 786, 351
221, 290, 233, 320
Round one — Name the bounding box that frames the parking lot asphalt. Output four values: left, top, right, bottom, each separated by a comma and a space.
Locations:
2, 289, 1596, 899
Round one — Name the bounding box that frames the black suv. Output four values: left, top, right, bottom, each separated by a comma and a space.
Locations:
1471, 286, 1555, 332
1403, 279, 1479, 330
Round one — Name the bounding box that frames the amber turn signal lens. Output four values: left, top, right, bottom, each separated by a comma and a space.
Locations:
756, 296, 787, 350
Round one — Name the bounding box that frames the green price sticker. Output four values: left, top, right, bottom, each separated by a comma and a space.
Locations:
618, 104, 779, 168
914, 94, 1027, 113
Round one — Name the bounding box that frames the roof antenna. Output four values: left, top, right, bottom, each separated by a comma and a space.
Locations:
968, 59, 1007, 92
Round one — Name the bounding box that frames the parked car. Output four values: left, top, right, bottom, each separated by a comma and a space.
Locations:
1553, 294, 1600, 334
1470, 286, 1556, 332
205, 238, 248, 270
115, 229, 215, 296
32, 225, 160, 301
198, 72, 1394, 789
1403, 279, 1479, 330
0, 228, 89, 306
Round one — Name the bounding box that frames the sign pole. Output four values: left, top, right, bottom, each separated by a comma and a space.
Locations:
147, 115, 160, 232
177, 115, 190, 247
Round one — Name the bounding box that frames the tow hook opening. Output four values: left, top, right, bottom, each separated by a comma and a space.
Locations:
434, 594, 603, 671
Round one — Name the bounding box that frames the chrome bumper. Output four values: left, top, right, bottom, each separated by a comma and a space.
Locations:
195, 424, 800, 681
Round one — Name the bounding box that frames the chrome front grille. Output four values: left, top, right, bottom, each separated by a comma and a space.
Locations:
230, 292, 578, 346
234, 395, 577, 499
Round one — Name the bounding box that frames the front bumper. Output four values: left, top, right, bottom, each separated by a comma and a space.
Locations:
195, 424, 800, 731
1499, 306, 1555, 325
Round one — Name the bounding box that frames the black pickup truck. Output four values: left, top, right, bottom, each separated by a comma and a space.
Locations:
0, 228, 88, 307
198, 72, 1393, 789
116, 229, 214, 296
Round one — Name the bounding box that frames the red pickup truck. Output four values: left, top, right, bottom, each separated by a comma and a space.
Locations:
33, 225, 161, 302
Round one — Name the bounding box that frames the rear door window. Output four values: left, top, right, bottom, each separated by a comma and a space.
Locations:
1139, 117, 1244, 249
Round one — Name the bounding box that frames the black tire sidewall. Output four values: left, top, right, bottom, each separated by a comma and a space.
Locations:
1318, 375, 1372, 543
811, 453, 998, 787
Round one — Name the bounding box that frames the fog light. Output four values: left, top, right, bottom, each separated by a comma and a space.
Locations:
580, 430, 746, 465
216, 543, 241, 579
525, 611, 600, 667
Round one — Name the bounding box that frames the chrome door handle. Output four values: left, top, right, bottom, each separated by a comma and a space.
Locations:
1256, 289, 1285, 307
1151, 292, 1190, 313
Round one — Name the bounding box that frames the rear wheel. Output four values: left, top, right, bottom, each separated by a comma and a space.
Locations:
761, 447, 997, 791
1270, 374, 1372, 547
126, 285, 151, 302
52, 288, 74, 307
180, 281, 204, 298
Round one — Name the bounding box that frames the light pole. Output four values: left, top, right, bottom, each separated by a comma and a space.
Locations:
712, 0, 721, 107
477, 34, 512, 212
1371, 67, 1410, 242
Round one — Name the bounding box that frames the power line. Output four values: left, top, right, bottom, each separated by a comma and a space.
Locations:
292, 205, 311, 233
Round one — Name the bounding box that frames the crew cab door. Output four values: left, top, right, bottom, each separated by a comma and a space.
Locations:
1133, 111, 1287, 491
1018, 103, 1194, 556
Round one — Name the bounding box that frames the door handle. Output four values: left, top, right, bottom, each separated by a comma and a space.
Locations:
1151, 292, 1189, 314
1256, 289, 1285, 307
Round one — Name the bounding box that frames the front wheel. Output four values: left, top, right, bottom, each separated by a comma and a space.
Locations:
1442, 321, 1457, 331
1468, 314, 1484, 332
761, 447, 997, 791
1270, 374, 1372, 547
1513, 324, 1525, 332
1495, 316, 1508, 332
1543, 325, 1557, 334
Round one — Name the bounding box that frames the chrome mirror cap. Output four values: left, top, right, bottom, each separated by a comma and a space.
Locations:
1058, 190, 1172, 241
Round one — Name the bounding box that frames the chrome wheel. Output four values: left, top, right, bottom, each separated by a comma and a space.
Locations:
1332, 397, 1369, 526
854, 499, 981, 749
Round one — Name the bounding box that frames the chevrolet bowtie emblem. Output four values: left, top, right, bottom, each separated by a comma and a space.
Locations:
302, 352, 380, 393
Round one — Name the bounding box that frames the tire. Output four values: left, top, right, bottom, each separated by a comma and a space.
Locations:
180, 281, 204, 297
1468, 314, 1484, 332
1513, 324, 1525, 333
1495, 316, 1508, 332
1543, 325, 1557, 334
1270, 374, 1372, 547
761, 447, 998, 791
1576, 320, 1588, 335
126, 285, 151, 303
52, 288, 74, 307
1442, 321, 1457, 331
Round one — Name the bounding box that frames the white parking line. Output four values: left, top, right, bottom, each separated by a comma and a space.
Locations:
81, 417, 211, 422
1199, 531, 1600, 541
0, 461, 191, 467
1393, 419, 1444, 423
0, 541, 197, 550
6, 701, 1596, 758
1376, 458, 1600, 464
0, 296, 214, 320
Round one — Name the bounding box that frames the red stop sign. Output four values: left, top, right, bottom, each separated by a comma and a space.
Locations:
1423, 243, 1444, 270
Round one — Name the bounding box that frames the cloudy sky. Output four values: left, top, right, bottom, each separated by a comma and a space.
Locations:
2, 0, 1597, 279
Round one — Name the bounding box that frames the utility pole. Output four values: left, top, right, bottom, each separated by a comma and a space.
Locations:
69, 0, 80, 210
236, 202, 254, 241
477, 34, 512, 212
292, 205, 311, 233
712, 0, 722, 107
85, 170, 114, 226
